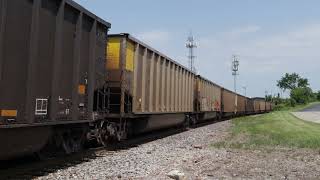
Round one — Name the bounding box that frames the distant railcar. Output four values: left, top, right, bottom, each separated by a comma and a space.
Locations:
221, 89, 237, 117
194, 76, 222, 122
237, 94, 247, 115
246, 98, 255, 114
252, 98, 268, 113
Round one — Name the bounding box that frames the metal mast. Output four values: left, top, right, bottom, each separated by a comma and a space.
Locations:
232, 55, 240, 93
186, 33, 197, 73
242, 86, 247, 96
232, 55, 240, 114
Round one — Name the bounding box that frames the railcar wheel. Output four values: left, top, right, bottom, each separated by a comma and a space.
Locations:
97, 128, 110, 147
97, 122, 118, 147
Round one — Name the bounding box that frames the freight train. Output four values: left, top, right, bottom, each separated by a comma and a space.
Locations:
0, 0, 273, 160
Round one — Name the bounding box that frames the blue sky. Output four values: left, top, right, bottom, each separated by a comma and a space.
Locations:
75, 0, 319, 97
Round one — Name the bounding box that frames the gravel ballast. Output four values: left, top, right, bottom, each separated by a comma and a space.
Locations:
35, 120, 320, 179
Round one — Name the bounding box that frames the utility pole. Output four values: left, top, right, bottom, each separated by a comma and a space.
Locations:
242, 86, 247, 97
265, 90, 268, 100
186, 32, 197, 73
232, 55, 239, 114
232, 55, 240, 93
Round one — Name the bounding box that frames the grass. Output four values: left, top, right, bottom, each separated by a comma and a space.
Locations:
213, 102, 320, 149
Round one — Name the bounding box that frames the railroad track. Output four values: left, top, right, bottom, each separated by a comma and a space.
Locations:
0, 126, 184, 179
0, 116, 234, 180
0, 132, 182, 179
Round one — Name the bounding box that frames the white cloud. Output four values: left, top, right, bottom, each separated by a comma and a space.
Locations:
239, 24, 320, 57
199, 23, 320, 71
195, 24, 320, 95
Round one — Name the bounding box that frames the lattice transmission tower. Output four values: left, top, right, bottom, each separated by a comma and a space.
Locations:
186, 33, 197, 73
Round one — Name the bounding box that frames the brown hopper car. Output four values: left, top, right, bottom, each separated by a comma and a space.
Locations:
194, 76, 222, 122
102, 34, 195, 138
237, 94, 247, 114
246, 98, 255, 114
0, 0, 110, 160
221, 88, 236, 116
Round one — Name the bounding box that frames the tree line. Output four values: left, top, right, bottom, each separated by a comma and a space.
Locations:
274, 73, 320, 106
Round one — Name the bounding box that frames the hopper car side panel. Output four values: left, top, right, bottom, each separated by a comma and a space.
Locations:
0, 0, 110, 126
252, 98, 268, 113
266, 102, 270, 111
246, 98, 255, 114
222, 89, 236, 114
131, 37, 194, 114
195, 76, 222, 122
0, 0, 33, 124
237, 95, 246, 114
260, 101, 266, 112
196, 76, 222, 112
0, 0, 110, 160
253, 100, 260, 113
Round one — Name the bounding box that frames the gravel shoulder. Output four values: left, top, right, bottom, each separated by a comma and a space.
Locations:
35, 120, 320, 180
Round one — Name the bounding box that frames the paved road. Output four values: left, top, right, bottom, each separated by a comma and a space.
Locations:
292, 104, 320, 123
299, 103, 320, 112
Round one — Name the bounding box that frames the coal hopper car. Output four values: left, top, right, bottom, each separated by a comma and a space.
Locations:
98, 33, 195, 144
221, 88, 238, 117
246, 98, 255, 115
193, 75, 222, 123
0, 0, 111, 160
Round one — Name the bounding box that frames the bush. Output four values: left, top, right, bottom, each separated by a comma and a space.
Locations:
273, 97, 281, 105
310, 92, 317, 102
290, 87, 313, 104
273, 103, 289, 111
290, 98, 297, 106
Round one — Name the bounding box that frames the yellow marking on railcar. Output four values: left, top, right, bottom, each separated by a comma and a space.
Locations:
126, 41, 134, 72
106, 37, 121, 70
78, 85, 86, 95
0, 110, 17, 117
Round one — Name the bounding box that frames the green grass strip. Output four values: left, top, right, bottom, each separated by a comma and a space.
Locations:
213, 102, 320, 149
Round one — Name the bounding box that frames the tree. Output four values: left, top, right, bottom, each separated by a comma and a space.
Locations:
265, 95, 272, 102
290, 87, 313, 104
298, 78, 309, 88
277, 73, 309, 93
317, 91, 320, 101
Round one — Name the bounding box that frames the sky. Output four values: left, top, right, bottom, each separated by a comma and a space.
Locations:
75, 0, 319, 98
